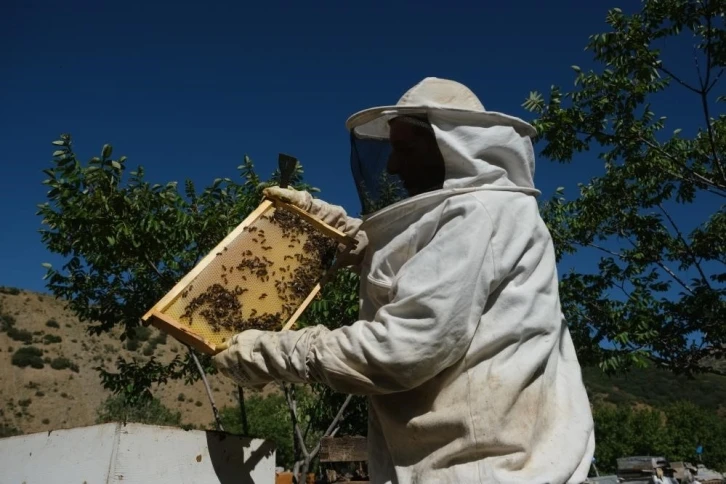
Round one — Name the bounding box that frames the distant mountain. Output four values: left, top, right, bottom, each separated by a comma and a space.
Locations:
583, 363, 726, 415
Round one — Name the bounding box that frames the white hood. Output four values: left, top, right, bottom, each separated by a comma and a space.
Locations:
431, 110, 539, 193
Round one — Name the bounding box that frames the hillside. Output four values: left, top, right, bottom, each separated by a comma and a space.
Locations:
583, 366, 726, 415
1, 285, 725, 440
0, 287, 252, 437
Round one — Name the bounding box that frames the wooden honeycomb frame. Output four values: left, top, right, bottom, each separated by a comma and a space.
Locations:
141, 198, 357, 355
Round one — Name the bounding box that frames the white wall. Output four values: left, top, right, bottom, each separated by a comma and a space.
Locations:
0, 422, 275, 483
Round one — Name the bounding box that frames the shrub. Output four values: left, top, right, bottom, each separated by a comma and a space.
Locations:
50, 357, 79, 373
142, 344, 155, 356
177, 393, 186, 402
126, 339, 140, 351
7, 327, 32, 344
18, 399, 31, 408
42, 418, 50, 424
1, 313, 17, 331
43, 334, 62, 344
96, 395, 182, 427
151, 332, 167, 346
35, 391, 45, 397
45, 319, 60, 328
218, 393, 299, 469
0, 423, 20, 438
11, 347, 44, 369
132, 326, 152, 342
195, 401, 203, 407
0, 286, 20, 295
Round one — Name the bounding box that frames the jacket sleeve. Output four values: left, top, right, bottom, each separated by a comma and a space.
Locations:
213, 197, 495, 395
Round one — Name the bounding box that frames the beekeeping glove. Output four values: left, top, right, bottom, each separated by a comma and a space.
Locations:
263, 186, 367, 269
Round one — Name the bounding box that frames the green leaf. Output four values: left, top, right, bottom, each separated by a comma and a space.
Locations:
571, 65, 581, 72
102, 144, 113, 158
111, 161, 122, 170
52, 140, 66, 146
41, 262, 52, 269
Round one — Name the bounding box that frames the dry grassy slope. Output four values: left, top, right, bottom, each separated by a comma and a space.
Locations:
0, 289, 251, 436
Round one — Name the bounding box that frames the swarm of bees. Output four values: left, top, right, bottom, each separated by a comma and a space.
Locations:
178, 206, 339, 334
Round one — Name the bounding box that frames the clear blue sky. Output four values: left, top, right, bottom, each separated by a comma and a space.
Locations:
0, 0, 713, 293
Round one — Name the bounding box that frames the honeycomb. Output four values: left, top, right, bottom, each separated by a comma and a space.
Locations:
144, 200, 353, 354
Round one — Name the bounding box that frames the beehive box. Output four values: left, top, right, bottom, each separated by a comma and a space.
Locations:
142, 198, 357, 355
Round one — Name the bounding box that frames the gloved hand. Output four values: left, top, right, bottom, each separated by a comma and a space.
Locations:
263, 186, 368, 269
262, 186, 314, 212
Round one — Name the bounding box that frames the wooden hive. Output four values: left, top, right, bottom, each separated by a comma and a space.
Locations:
142, 197, 357, 355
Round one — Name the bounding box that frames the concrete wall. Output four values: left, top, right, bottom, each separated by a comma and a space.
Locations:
0, 422, 275, 483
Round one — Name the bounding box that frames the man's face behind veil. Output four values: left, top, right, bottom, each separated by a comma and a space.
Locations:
386, 118, 446, 197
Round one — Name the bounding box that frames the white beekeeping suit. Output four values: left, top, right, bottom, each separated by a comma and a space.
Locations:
213, 77, 596, 484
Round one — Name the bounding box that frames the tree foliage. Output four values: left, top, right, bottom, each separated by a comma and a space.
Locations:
522, 0, 726, 375
592, 401, 726, 473
218, 390, 321, 470
96, 394, 183, 427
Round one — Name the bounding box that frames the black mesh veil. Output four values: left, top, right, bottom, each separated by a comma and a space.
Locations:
349, 131, 407, 215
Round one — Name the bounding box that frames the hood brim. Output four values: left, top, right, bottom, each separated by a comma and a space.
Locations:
346, 105, 538, 140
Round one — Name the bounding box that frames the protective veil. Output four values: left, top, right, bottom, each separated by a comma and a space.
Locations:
214, 78, 596, 484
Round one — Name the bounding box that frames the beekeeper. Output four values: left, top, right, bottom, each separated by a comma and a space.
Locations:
213, 77, 596, 484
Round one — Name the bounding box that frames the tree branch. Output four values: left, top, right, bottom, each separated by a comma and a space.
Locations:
283, 383, 309, 458
283, 384, 354, 483
637, 136, 726, 194
622, 238, 695, 295
657, 63, 701, 94
657, 203, 712, 290
189, 348, 224, 432
145, 255, 165, 279
583, 241, 695, 295
584, 242, 625, 259
697, 12, 726, 181
707, 68, 724, 93
570, 128, 726, 195
309, 394, 353, 458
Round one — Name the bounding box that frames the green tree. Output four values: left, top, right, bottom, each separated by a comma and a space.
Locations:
218, 390, 322, 470
660, 401, 726, 470
96, 394, 183, 427
522, 0, 726, 375
38, 134, 315, 406
592, 404, 665, 473
591, 402, 726, 473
